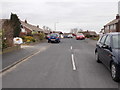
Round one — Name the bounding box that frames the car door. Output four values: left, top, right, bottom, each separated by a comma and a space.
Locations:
97, 35, 107, 62
102, 35, 112, 68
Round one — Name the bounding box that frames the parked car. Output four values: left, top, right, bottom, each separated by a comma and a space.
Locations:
64, 35, 68, 38
48, 33, 60, 43
95, 32, 120, 82
68, 34, 73, 38
60, 34, 64, 38
46, 34, 50, 39
76, 33, 85, 40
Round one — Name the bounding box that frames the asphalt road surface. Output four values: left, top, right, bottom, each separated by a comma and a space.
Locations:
2, 38, 120, 88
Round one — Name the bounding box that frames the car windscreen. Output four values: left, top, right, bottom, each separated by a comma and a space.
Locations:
112, 35, 120, 49
77, 33, 83, 36
50, 34, 58, 37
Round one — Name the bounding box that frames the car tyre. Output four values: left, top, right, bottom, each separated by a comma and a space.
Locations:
48, 40, 50, 43
95, 52, 101, 63
111, 63, 120, 82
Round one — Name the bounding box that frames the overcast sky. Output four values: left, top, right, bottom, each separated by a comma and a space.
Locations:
0, 0, 119, 33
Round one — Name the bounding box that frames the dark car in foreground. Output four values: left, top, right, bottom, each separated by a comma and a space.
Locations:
48, 33, 60, 43
95, 32, 120, 82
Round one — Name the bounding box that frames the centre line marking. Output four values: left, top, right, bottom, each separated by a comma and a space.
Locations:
71, 46, 73, 50
71, 54, 76, 70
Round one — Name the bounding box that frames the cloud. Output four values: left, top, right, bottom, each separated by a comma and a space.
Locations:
1, 0, 119, 33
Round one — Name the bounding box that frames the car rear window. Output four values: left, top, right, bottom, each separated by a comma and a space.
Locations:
112, 35, 120, 49
77, 33, 84, 36
50, 34, 58, 37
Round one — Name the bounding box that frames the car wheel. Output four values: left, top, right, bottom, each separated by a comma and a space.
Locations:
95, 52, 101, 63
48, 40, 50, 43
111, 63, 120, 82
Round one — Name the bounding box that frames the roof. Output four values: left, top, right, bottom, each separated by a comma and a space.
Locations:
21, 21, 43, 32
104, 18, 119, 26
80, 31, 97, 35
44, 29, 51, 33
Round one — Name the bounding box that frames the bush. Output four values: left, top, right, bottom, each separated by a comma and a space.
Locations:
2, 39, 8, 49
39, 33, 45, 40
22, 36, 36, 43
85, 35, 92, 38
90, 36, 100, 41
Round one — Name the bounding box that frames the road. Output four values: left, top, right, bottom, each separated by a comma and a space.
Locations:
2, 38, 119, 88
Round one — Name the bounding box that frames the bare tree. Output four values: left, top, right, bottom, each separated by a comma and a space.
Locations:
70, 28, 83, 34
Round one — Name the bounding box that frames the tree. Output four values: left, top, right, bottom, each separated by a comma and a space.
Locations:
70, 28, 83, 34
10, 13, 21, 37
2, 20, 14, 47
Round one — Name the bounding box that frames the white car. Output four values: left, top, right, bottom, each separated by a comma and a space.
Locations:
68, 34, 73, 38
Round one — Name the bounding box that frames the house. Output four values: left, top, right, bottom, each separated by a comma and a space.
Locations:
52, 31, 63, 34
43, 29, 52, 35
78, 30, 97, 37
101, 14, 120, 34
20, 20, 44, 36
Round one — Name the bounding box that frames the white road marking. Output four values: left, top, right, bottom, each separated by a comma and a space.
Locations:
71, 54, 76, 70
71, 46, 73, 50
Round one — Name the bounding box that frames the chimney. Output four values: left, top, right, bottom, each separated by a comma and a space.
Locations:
37, 25, 39, 28
25, 20, 27, 23
116, 14, 120, 19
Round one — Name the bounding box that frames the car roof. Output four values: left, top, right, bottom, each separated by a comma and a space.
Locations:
51, 33, 58, 35
105, 32, 120, 36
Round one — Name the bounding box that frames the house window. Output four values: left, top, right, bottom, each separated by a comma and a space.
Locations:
105, 26, 107, 30
110, 25, 114, 30
113, 24, 116, 30
107, 26, 110, 30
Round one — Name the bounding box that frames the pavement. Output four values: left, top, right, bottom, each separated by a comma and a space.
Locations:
2, 42, 49, 70
2, 38, 120, 88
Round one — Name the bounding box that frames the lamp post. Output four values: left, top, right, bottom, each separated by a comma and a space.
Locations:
54, 22, 59, 31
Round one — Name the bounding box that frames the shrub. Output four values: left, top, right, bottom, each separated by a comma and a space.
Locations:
2, 39, 8, 49
39, 33, 45, 40
22, 36, 36, 43
90, 36, 100, 41
85, 35, 92, 38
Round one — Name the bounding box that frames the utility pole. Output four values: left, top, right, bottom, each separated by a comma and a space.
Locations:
54, 22, 59, 31
118, 1, 120, 15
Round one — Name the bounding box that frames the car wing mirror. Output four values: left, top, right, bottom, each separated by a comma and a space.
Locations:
102, 44, 109, 49
102, 44, 112, 51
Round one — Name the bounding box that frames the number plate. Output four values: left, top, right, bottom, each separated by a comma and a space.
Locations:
51, 39, 55, 41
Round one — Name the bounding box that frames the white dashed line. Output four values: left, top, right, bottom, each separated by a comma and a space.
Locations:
71, 46, 73, 50
71, 54, 76, 70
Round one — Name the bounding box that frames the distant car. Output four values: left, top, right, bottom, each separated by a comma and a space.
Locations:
64, 35, 68, 38
60, 34, 64, 38
46, 34, 50, 39
48, 33, 60, 43
95, 32, 120, 82
76, 33, 85, 40
68, 34, 73, 38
